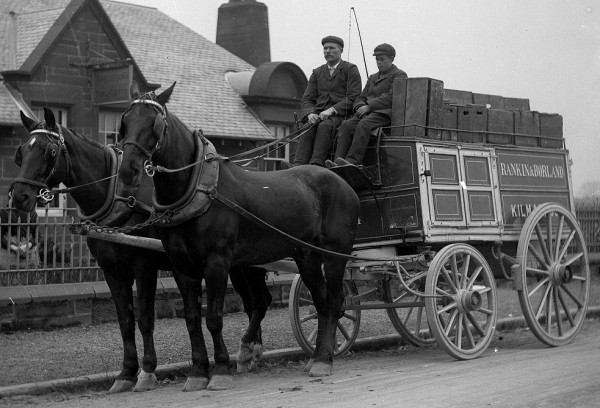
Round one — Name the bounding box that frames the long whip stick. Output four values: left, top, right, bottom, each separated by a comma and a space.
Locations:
350, 7, 369, 77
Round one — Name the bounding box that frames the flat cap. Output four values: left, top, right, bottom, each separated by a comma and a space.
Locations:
373, 43, 396, 57
321, 35, 344, 48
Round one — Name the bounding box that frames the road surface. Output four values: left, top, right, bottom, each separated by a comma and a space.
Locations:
3, 319, 600, 408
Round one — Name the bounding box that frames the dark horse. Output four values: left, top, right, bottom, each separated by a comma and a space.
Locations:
12, 108, 277, 392
105, 82, 359, 389
11, 108, 168, 392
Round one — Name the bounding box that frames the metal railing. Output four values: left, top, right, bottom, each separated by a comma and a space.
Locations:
1, 202, 599, 288
0, 207, 101, 287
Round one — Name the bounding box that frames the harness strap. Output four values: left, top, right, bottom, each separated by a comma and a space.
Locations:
210, 189, 415, 263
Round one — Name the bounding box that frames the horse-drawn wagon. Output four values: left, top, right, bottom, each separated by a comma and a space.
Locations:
288, 78, 589, 360
9, 77, 589, 391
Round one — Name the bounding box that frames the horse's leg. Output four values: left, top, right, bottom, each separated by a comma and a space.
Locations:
205, 257, 234, 390
294, 251, 332, 376
132, 253, 159, 392
172, 271, 211, 392
101, 267, 138, 393
311, 253, 347, 377
230, 266, 272, 372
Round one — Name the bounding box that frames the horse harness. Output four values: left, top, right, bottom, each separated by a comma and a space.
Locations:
12, 125, 71, 203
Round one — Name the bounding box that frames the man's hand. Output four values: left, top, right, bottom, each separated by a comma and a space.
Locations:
356, 105, 371, 118
318, 107, 336, 121
307, 113, 320, 124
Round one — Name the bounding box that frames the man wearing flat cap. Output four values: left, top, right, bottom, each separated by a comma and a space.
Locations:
293, 35, 362, 167
328, 43, 407, 166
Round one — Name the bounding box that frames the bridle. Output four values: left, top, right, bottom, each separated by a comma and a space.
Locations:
13, 124, 71, 204
121, 93, 168, 177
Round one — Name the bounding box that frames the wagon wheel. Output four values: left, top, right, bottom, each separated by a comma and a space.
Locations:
381, 271, 435, 346
288, 275, 360, 357
425, 244, 498, 360
516, 203, 590, 346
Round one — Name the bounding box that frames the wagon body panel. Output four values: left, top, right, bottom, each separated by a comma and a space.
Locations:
352, 135, 574, 247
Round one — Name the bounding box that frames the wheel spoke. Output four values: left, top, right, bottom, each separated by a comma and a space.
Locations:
528, 276, 550, 297
560, 284, 584, 308
563, 252, 584, 267
307, 327, 318, 343
337, 321, 351, 340
435, 287, 453, 297
546, 213, 554, 261
298, 296, 313, 306
477, 307, 493, 316
440, 266, 459, 293
534, 283, 552, 320
557, 229, 577, 262
528, 243, 549, 270
466, 266, 482, 290
463, 316, 476, 348
553, 286, 563, 337
341, 311, 357, 322
414, 304, 425, 336
455, 314, 464, 349
545, 286, 554, 333
535, 223, 552, 265
437, 301, 457, 315
557, 286, 575, 327
444, 309, 458, 336
451, 255, 460, 289
299, 311, 318, 323
554, 214, 565, 261
525, 266, 550, 279
466, 311, 486, 337
460, 254, 471, 289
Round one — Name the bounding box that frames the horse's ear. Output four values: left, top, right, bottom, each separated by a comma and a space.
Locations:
14, 145, 23, 167
154, 113, 166, 137
20, 110, 38, 131
130, 80, 141, 100
44, 107, 56, 130
156, 82, 176, 106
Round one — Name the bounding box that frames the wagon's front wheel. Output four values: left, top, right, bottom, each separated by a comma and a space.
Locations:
288, 275, 360, 357
516, 203, 590, 346
382, 272, 435, 346
425, 244, 498, 360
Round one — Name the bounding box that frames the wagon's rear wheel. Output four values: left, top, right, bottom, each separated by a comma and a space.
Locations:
516, 203, 590, 346
425, 244, 498, 360
288, 275, 360, 357
381, 272, 435, 346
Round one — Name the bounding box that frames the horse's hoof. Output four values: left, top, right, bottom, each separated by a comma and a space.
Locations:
108, 379, 135, 393
308, 361, 333, 377
182, 376, 209, 392
133, 370, 157, 392
236, 342, 262, 373
207, 374, 234, 390
304, 358, 315, 372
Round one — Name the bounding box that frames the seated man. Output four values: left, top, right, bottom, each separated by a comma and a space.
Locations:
327, 43, 407, 167
293, 35, 362, 167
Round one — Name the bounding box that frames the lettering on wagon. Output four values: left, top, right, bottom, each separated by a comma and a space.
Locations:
499, 162, 564, 179
510, 203, 539, 219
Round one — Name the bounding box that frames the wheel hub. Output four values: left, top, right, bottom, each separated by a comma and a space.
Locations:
549, 262, 573, 285
456, 289, 482, 313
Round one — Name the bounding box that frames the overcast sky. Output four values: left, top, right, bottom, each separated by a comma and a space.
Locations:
121, 0, 600, 196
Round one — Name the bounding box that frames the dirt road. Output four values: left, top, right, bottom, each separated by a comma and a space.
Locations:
3, 319, 600, 408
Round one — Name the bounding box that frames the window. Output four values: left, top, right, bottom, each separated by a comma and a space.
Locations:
31, 107, 68, 217
264, 125, 290, 171
99, 111, 122, 146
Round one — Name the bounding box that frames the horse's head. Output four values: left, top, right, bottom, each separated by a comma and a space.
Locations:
118, 81, 175, 189
103, 81, 176, 226
11, 108, 68, 212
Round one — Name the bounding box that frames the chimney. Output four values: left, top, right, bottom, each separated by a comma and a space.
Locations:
216, 0, 270, 67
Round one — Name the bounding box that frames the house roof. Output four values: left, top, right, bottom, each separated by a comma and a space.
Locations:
0, 0, 273, 140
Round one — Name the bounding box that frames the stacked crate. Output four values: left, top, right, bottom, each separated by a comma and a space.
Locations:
390, 80, 564, 149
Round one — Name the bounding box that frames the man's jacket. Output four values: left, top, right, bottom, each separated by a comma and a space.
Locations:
354, 64, 407, 118
300, 61, 362, 121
